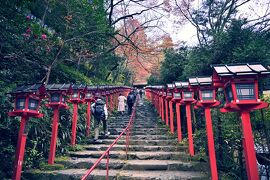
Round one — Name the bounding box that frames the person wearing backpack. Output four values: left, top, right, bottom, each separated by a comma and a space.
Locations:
127, 92, 135, 115
91, 96, 109, 143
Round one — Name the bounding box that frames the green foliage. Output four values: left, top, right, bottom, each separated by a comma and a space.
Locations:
159, 48, 187, 84
58, 64, 92, 84
157, 19, 270, 179
0, 0, 131, 179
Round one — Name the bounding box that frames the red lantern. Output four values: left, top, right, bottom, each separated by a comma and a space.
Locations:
69, 84, 87, 146
189, 77, 220, 180
8, 83, 46, 180
212, 63, 270, 180
45, 84, 71, 164
166, 84, 175, 133
84, 86, 96, 137
173, 81, 183, 142
179, 82, 196, 157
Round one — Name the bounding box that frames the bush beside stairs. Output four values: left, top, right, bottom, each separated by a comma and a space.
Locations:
24, 99, 210, 179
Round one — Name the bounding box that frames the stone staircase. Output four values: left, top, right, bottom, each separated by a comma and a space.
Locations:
24, 99, 209, 179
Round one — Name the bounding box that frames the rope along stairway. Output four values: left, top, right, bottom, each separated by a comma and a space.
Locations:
24, 99, 209, 179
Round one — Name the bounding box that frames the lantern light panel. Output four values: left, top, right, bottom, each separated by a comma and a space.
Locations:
9, 83, 46, 115
174, 82, 182, 88
167, 84, 175, 89
46, 84, 71, 104
212, 63, 270, 104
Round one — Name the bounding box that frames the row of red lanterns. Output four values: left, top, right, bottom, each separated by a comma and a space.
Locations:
145, 63, 270, 180
8, 83, 131, 180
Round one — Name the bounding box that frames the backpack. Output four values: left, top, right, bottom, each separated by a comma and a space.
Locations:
127, 94, 134, 104
92, 100, 105, 119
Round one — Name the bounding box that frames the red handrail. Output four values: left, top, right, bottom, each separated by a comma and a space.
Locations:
81, 98, 138, 180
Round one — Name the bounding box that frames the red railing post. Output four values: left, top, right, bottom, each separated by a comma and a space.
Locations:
125, 127, 129, 159
106, 151, 109, 180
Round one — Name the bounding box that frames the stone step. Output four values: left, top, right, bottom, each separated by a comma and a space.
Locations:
56, 157, 125, 170
108, 130, 172, 136
88, 139, 178, 146
109, 125, 160, 128
123, 159, 208, 171
24, 169, 209, 180
98, 134, 175, 140
83, 144, 187, 152
109, 124, 159, 128
84, 138, 178, 146
56, 157, 207, 172
69, 151, 196, 161
109, 127, 167, 132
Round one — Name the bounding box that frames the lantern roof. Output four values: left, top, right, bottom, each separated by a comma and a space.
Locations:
46, 83, 71, 92
189, 77, 212, 86
181, 82, 189, 88
71, 84, 87, 92
10, 83, 46, 95
87, 86, 97, 91
167, 83, 175, 89
212, 63, 270, 77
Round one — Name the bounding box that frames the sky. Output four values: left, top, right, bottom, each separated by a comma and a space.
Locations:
164, 0, 270, 46
113, 0, 270, 46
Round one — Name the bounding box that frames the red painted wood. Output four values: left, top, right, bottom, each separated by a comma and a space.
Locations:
86, 102, 91, 137
186, 103, 194, 156
161, 98, 164, 121
165, 100, 169, 126
176, 103, 182, 142
169, 100, 174, 134
71, 103, 78, 146
13, 116, 29, 180
241, 111, 259, 180
205, 108, 218, 180
48, 108, 59, 164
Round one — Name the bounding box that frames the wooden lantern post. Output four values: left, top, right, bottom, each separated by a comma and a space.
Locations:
189, 77, 220, 180
167, 84, 175, 134
212, 63, 270, 180
84, 86, 96, 137
173, 82, 183, 142
46, 84, 71, 164
8, 83, 46, 180
68, 84, 86, 146
180, 82, 196, 156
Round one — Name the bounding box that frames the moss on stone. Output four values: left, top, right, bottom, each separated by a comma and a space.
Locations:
66, 144, 84, 152
39, 162, 65, 171
54, 156, 69, 162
